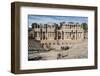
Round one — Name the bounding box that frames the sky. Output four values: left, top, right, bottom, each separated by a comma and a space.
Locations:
28, 15, 88, 28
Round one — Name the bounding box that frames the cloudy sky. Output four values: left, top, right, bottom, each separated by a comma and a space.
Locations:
28, 15, 88, 28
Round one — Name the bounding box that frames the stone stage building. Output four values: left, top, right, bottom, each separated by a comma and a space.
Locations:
29, 22, 87, 50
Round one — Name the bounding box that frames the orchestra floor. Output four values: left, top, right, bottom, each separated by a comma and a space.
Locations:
28, 39, 88, 61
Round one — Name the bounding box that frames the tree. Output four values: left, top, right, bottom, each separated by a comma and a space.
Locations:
68, 22, 74, 24
81, 23, 88, 31
81, 23, 88, 39
31, 23, 38, 28
76, 22, 79, 25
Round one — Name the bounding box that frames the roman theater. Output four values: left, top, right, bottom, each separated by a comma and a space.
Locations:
28, 22, 87, 51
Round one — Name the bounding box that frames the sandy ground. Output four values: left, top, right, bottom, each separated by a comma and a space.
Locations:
28, 39, 88, 60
